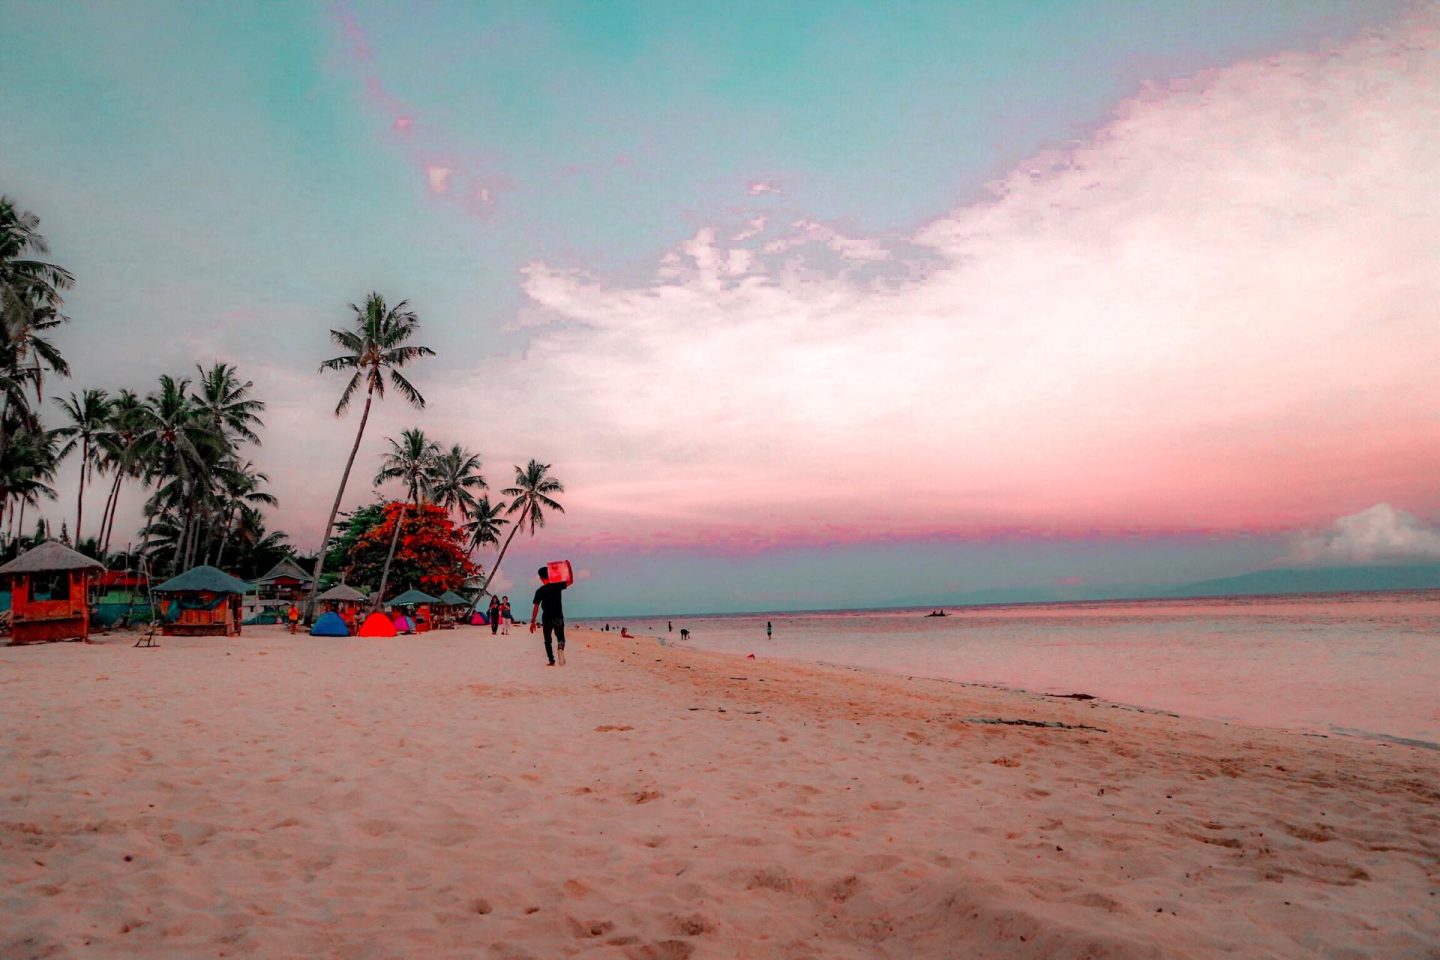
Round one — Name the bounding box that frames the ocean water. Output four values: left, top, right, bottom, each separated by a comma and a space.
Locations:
589, 592, 1440, 747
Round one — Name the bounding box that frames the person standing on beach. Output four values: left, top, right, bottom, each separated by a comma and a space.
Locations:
287, 603, 300, 635
766, 620, 772, 640
488, 595, 501, 636
499, 596, 512, 635
529, 566, 569, 666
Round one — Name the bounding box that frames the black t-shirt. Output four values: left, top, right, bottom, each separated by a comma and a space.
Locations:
533, 582, 567, 622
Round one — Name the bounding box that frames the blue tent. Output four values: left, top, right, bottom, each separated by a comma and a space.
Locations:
310, 611, 350, 637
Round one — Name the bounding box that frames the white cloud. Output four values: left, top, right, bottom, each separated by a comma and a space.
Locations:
1287, 504, 1440, 565
461, 10, 1440, 548
425, 164, 452, 194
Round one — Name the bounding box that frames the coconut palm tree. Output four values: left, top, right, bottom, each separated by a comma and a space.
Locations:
0, 198, 72, 462
307, 293, 434, 614
477, 460, 565, 599
427, 443, 486, 520
52, 388, 113, 546
193, 361, 266, 446
96, 389, 145, 556
0, 421, 58, 549
372, 428, 439, 605
209, 459, 278, 567
135, 375, 226, 572
463, 495, 509, 556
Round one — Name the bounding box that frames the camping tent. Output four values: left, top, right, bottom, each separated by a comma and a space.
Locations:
310, 611, 350, 637
392, 613, 416, 634
357, 611, 397, 637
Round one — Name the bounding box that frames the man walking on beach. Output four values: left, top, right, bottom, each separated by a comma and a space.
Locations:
529, 566, 569, 666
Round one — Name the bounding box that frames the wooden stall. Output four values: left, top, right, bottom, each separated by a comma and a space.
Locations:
436, 590, 469, 629
0, 541, 105, 645
154, 565, 253, 637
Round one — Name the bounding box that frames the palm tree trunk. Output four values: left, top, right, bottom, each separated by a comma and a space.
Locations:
477, 514, 525, 601
373, 500, 409, 610
306, 385, 375, 620
75, 436, 88, 546
100, 471, 124, 557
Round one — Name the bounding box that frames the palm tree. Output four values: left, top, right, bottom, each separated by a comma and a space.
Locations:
0, 198, 72, 462
52, 388, 113, 546
134, 375, 226, 572
428, 443, 486, 520
0, 421, 58, 548
307, 293, 434, 614
210, 459, 278, 567
463, 495, 509, 556
372, 428, 439, 605
193, 362, 265, 446
96, 389, 145, 556
478, 459, 565, 599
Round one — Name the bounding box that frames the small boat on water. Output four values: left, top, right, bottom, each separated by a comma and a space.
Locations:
925, 609, 949, 618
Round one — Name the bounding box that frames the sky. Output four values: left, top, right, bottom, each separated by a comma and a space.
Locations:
2, 1, 1438, 616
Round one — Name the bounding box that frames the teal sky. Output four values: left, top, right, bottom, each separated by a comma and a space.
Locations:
2, 1, 1434, 614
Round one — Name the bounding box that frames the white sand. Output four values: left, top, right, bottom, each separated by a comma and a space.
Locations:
2, 625, 1437, 959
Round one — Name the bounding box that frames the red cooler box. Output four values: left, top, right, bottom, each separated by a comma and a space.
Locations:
545, 560, 574, 585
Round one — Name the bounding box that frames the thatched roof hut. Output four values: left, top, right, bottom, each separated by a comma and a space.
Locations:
316, 583, 367, 604
153, 565, 251, 637
0, 541, 105, 645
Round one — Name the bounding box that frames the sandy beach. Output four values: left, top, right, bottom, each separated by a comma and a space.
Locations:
3, 625, 1437, 959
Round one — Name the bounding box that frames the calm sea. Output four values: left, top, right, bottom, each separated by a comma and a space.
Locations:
585, 591, 1440, 748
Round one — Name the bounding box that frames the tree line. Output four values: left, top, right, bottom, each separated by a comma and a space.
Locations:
1, 194, 566, 601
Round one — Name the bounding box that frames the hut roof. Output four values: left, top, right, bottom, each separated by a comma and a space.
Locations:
316, 583, 367, 602
387, 588, 441, 606
439, 590, 468, 606
0, 540, 105, 575
155, 565, 253, 595
253, 556, 313, 585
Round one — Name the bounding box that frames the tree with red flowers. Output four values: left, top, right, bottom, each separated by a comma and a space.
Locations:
347, 500, 476, 599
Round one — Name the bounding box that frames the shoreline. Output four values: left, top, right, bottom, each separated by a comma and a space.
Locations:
4, 624, 1438, 958
652, 630, 1440, 753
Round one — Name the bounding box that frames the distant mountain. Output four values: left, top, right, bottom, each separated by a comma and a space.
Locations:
893, 562, 1440, 609
1158, 563, 1440, 599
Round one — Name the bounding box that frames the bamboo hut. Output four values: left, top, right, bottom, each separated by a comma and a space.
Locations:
0, 541, 105, 645
154, 565, 252, 637
387, 588, 440, 633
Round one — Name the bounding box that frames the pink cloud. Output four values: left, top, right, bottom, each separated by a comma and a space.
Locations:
455, 10, 1440, 551
747, 179, 781, 196
393, 115, 415, 133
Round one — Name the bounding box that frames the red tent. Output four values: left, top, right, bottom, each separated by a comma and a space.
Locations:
357, 611, 397, 637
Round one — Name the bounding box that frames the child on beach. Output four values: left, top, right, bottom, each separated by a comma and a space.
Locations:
529, 567, 569, 666
286, 604, 299, 634
499, 596, 511, 635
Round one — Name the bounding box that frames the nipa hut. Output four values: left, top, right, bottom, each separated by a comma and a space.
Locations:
0, 540, 105, 645
154, 565, 253, 637
251, 556, 313, 610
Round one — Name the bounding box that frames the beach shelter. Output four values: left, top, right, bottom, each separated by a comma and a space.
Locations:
437, 590, 468, 629
387, 589, 439, 633
0, 540, 105, 645
251, 555, 313, 607
357, 610, 397, 637
309, 610, 350, 637
153, 565, 252, 637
